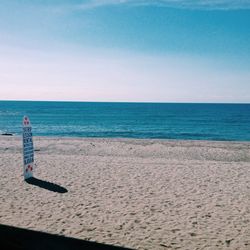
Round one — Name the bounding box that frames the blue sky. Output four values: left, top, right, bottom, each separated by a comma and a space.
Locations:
0, 0, 250, 103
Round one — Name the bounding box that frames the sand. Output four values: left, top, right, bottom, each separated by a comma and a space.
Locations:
0, 136, 250, 249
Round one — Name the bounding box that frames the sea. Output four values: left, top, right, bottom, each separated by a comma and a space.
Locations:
0, 101, 249, 141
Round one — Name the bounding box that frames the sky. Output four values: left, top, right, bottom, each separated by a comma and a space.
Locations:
0, 0, 250, 103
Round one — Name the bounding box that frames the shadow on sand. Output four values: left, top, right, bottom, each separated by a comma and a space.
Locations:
25, 177, 68, 193
0, 224, 132, 250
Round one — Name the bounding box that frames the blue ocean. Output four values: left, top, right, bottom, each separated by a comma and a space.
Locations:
0, 101, 249, 141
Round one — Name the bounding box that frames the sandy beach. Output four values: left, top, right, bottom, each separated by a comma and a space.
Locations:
0, 135, 250, 249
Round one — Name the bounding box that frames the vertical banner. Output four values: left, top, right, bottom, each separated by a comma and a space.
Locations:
22, 116, 34, 180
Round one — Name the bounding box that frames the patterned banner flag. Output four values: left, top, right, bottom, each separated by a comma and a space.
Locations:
22, 116, 34, 180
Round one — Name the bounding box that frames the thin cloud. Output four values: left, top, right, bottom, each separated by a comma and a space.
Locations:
49, 0, 250, 13
74, 0, 250, 10
139, 0, 250, 10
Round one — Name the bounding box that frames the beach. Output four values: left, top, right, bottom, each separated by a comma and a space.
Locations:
0, 136, 250, 249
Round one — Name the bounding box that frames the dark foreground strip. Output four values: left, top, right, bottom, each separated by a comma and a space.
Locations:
0, 224, 133, 250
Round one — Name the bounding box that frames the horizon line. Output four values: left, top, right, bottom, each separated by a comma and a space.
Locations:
0, 99, 249, 105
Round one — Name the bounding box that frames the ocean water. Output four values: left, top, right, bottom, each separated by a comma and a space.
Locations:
0, 101, 249, 141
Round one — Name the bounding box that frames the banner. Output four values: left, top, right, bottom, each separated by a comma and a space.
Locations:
22, 116, 34, 179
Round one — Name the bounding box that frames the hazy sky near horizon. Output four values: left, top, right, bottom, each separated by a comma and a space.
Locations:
1, 0, 250, 103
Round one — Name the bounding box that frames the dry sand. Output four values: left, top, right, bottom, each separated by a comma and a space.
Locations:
0, 136, 250, 249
